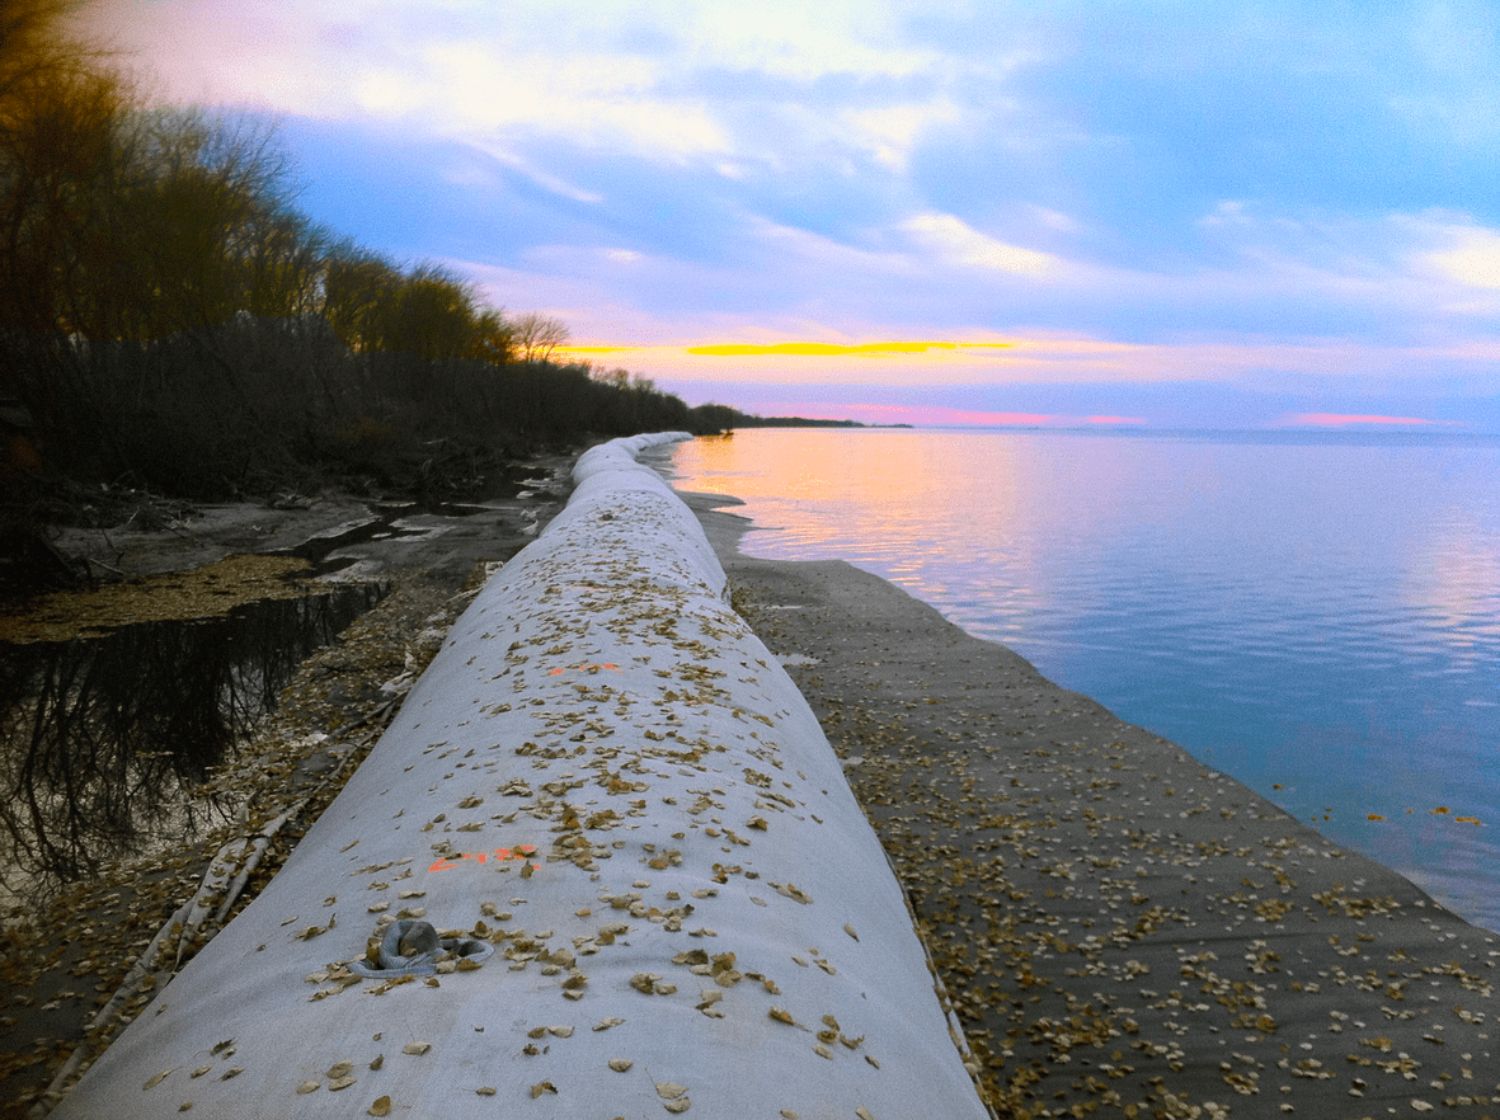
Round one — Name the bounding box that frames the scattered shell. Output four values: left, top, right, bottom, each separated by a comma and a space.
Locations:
772, 882, 812, 905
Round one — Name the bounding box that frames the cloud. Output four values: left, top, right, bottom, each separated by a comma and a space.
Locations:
456, 141, 606, 203
1283, 412, 1464, 428
1027, 205, 1083, 234
79, 0, 965, 170
681, 0, 943, 82
841, 98, 962, 171
899, 212, 1060, 276
1185, 203, 1500, 330
369, 44, 733, 163
1425, 227, 1500, 290
1196, 200, 1254, 229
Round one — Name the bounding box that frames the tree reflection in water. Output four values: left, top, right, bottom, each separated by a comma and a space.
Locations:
0, 583, 383, 896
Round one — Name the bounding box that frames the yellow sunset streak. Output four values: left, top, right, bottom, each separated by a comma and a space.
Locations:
554, 340, 1018, 359
686, 340, 1015, 357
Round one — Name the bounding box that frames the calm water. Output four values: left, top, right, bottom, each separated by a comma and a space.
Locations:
672, 427, 1500, 929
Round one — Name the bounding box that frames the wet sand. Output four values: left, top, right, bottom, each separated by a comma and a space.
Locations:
687, 490, 1500, 1119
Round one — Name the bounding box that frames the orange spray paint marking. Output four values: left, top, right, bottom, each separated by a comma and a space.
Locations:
546, 662, 621, 679
428, 844, 537, 874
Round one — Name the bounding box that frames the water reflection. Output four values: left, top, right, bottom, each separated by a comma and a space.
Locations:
675, 428, 1500, 929
0, 583, 381, 895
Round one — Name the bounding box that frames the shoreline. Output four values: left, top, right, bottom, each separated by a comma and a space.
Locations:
46, 435, 989, 1120
10, 440, 1500, 1117
682, 486, 1500, 1117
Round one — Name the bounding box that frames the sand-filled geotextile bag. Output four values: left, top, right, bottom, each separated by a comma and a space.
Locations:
52, 433, 989, 1119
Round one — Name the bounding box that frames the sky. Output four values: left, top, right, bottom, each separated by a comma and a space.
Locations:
78, 0, 1500, 429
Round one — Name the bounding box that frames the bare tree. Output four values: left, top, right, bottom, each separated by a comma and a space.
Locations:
511, 312, 569, 362
0, 0, 101, 116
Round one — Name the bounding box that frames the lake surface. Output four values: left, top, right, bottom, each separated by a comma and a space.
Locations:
671, 427, 1500, 930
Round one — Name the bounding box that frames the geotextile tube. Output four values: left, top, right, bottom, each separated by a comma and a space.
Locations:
53, 433, 990, 1119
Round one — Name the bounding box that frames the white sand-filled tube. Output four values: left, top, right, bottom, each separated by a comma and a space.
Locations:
53, 433, 990, 1120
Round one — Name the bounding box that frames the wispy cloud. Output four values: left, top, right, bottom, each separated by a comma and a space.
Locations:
842, 98, 963, 171
1425, 226, 1500, 290
899, 212, 1060, 276
1283, 413, 1465, 429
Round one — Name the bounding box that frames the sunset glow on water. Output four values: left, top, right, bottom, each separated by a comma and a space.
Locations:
673, 427, 1500, 928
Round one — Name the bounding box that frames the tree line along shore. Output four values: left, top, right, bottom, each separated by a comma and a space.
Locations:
0, 1, 863, 592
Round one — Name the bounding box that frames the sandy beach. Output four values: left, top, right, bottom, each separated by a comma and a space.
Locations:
685, 488, 1500, 1119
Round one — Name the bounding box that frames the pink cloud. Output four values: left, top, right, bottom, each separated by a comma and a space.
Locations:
1085, 414, 1147, 425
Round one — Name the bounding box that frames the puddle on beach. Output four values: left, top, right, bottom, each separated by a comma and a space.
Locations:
0, 554, 323, 645
0, 460, 573, 904
0, 558, 384, 902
